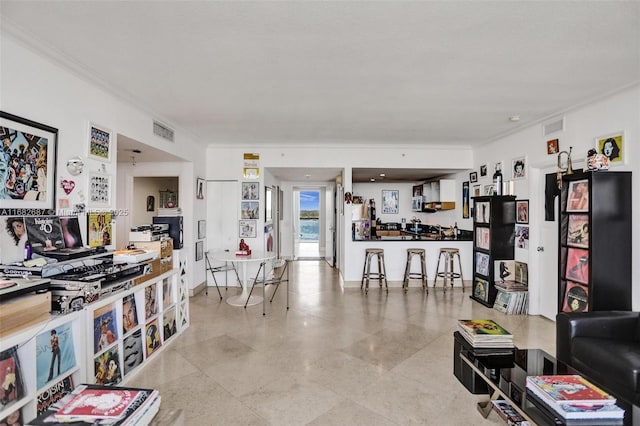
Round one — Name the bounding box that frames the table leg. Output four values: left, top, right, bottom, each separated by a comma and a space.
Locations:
477, 389, 500, 418
226, 261, 263, 307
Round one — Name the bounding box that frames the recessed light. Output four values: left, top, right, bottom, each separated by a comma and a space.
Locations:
370, 178, 376, 182
305, 174, 311, 178
509, 115, 520, 122
379, 173, 386, 177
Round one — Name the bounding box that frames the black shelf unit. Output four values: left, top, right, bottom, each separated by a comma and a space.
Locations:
558, 170, 632, 313
471, 195, 516, 307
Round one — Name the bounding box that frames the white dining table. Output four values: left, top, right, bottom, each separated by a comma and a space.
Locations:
211, 250, 275, 307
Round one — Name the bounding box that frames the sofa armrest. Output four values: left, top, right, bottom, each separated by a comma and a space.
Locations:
556, 311, 639, 364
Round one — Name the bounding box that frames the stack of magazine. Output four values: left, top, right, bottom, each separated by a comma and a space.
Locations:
525, 375, 624, 423
456, 319, 514, 348
28, 384, 161, 425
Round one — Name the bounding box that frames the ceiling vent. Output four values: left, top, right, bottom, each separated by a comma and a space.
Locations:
153, 120, 175, 142
542, 117, 565, 136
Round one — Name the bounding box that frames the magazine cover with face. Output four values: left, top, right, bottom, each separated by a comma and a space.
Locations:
0, 216, 26, 264
24, 216, 64, 253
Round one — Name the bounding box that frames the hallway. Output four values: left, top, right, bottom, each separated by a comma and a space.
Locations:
132, 260, 556, 425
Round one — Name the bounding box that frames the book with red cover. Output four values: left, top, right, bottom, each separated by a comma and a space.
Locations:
526, 375, 615, 406
54, 384, 142, 421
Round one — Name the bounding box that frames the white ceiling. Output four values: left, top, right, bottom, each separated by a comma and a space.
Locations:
1, 1, 639, 180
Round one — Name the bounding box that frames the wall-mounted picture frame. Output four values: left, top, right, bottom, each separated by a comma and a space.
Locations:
547, 138, 559, 155
196, 178, 205, 200
239, 219, 257, 238
87, 122, 112, 162
88, 172, 112, 207
0, 111, 58, 212
516, 200, 529, 224
241, 201, 259, 219
197, 220, 206, 239
470, 171, 478, 183
195, 240, 204, 261
516, 225, 529, 249
512, 156, 527, 180
480, 164, 487, 177
462, 181, 470, 219
242, 182, 259, 200
146, 195, 155, 211
412, 184, 423, 197
566, 179, 589, 212
595, 131, 625, 165
381, 189, 399, 214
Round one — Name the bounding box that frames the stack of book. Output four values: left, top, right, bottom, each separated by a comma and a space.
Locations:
28, 384, 161, 425
525, 375, 624, 423
456, 319, 514, 348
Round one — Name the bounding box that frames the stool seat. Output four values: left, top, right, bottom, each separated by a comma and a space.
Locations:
361, 248, 388, 294
434, 248, 464, 292
403, 248, 428, 293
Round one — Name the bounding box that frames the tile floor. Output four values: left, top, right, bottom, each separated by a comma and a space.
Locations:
132, 260, 556, 425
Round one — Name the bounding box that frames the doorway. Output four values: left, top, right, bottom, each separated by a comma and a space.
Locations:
294, 189, 322, 259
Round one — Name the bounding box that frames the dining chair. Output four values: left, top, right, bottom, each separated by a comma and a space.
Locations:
205, 251, 241, 300
244, 258, 291, 315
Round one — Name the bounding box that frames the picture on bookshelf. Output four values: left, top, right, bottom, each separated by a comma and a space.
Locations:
93, 303, 118, 354
144, 283, 158, 320
0, 408, 21, 425
36, 323, 77, 389
476, 227, 490, 250
475, 201, 490, 223
122, 294, 139, 335
473, 277, 489, 302
162, 278, 174, 310
123, 329, 144, 376
567, 214, 589, 248
515, 261, 528, 285
163, 308, 177, 342
566, 179, 589, 212
515, 225, 529, 249
36, 374, 74, 415
494, 260, 515, 283
562, 281, 589, 313
145, 319, 162, 358
0, 346, 24, 409
475, 252, 490, 276
565, 247, 590, 285
94, 346, 122, 386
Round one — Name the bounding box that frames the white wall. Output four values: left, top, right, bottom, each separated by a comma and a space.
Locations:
2, 34, 208, 293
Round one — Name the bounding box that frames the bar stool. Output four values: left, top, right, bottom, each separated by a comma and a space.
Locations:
403, 248, 428, 293
361, 248, 388, 294
433, 248, 464, 292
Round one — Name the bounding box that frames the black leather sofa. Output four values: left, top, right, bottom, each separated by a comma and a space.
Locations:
556, 311, 640, 406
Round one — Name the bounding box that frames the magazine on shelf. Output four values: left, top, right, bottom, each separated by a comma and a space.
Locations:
28, 384, 158, 426
457, 319, 514, 348
562, 282, 589, 313
36, 322, 77, 389
0, 345, 24, 410
54, 385, 143, 422
36, 374, 75, 415
526, 375, 616, 407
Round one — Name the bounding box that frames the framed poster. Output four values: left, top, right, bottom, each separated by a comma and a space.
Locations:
239, 220, 257, 238
87, 212, 112, 247
242, 182, 259, 200
512, 156, 527, 180
595, 132, 624, 165
87, 122, 112, 162
195, 240, 204, 261
0, 111, 58, 211
565, 247, 589, 284
197, 220, 206, 239
241, 201, 259, 219
196, 178, 205, 200
88, 172, 111, 207
381, 190, 399, 214
567, 214, 589, 248
516, 200, 529, 224
566, 179, 589, 212
462, 181, 470, 219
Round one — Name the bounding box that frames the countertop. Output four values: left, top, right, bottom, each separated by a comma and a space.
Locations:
355, 230, 472, 242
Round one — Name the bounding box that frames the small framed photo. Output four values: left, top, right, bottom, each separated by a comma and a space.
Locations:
483, 184, 495, 196
566, 179, 589, 212
239, 219, 257, 238
547, 139, 559, 155
196, 178, 205, 200
88, 122, 113, 162
595, 131, 624, 165
512, 156, 527, 180
242, 182, 259, 200
88, 172, 112, 207
381, 189, 399, 214
473, 184, 481, 197
241, 201, 259, 219
480, 164, 487, 177
516, 200, 529, 224
470, 171, 478, 183
195, 240, 204, 261
197, 220, 206, 239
